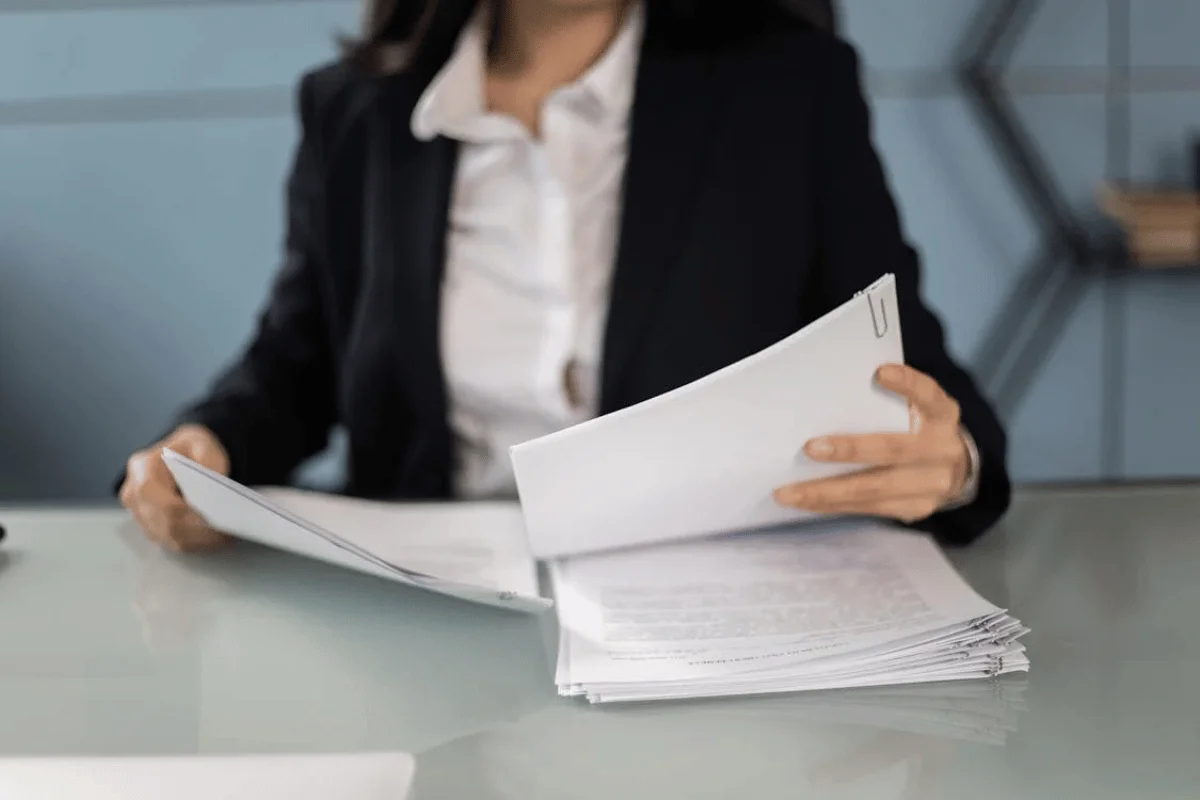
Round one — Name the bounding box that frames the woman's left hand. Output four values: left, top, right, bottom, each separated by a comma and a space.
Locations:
774, 364, 972, 524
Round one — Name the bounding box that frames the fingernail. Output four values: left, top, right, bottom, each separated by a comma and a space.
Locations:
807, 438, 834, 458
877, 365, 899, 382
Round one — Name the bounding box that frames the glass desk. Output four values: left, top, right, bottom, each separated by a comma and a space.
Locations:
1, 486, 1198, 798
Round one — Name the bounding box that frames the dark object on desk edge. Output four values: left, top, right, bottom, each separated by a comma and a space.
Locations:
0, 523, 6, 543
1194, 135, 1200, 193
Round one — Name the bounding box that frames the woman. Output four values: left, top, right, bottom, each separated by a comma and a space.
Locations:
120, 0, 1010, 551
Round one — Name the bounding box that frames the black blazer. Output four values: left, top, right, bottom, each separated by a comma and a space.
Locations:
167, 15, 1010, 545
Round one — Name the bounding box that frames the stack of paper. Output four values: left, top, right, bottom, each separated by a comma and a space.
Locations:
550, 521, 1028, 703
503, 273, 1029, 702
164, 453, 549, 612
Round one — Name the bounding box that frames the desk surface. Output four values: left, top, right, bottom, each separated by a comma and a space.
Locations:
1, 487, 1198, 799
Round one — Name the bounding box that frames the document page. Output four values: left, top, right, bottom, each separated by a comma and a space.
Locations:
551, 521, 1028, 702
0, 753, 416, 800
259, 488, 538, 600
511, 274, 909, 559
556, 523, 997, 649
164, 451, 549, 612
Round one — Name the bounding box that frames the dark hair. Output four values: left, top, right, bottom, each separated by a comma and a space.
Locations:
342, 0, 839, 77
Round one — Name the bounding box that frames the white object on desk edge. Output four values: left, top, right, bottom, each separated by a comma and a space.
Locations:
0, 752, 416, 800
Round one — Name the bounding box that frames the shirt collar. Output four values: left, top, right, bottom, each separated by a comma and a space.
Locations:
574, 2, 642, 121
411, 2, 644, 141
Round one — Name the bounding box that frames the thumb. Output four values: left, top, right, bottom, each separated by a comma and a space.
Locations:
166, 426, 230, 474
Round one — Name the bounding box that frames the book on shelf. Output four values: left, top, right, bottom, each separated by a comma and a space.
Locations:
1099, 184, 1200, 267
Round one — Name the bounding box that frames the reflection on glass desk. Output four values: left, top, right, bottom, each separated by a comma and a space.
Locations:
1, 485, 1198, 799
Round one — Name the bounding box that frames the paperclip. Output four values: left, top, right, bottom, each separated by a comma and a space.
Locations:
868, 292, 888, 339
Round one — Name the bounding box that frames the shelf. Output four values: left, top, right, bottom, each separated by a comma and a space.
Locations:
866, 66, 1200, 100
1003, 66, 1200, 95
1099, 185, 1200, 267
959, 0, 1200, 481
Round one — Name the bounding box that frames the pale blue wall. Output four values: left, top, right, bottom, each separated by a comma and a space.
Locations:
844, 0, 1200, 483
0, 0, 359, 499
0, 0, 1196, 499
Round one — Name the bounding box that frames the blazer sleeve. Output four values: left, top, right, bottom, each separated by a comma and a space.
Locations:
809, 40, 1012, 545
169, 71, 338, 486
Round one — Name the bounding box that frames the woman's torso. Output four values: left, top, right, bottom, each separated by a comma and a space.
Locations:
306, 20, 839, 500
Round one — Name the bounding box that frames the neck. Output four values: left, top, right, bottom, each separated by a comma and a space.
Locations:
489, 0, 629, 82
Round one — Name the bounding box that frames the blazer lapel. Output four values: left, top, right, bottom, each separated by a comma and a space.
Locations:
370, 81, 458, 400
600, 37, 723, 412
368, 81, 459, 493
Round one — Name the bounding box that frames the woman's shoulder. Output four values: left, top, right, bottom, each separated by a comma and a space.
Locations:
294, 59, 381, 142
698, 23, 867, 118
298, 59, 365, 110
293, 58, 425, 158
721, 22, 859, 77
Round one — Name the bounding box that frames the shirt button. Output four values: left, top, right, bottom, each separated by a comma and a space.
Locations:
563, 359, 583, 408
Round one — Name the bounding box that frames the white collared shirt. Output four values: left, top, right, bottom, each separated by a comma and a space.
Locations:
412, 5, 644, 499
410, 5, 982, 507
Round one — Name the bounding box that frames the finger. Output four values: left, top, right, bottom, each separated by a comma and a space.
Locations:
845, 496, 943, 525
123, 454, 171, 540
144, 449, 182, 493
122, 451, 155, 510
188, 439, 224, 468
125, 451, 226, 552
807, 432, 928, 466
171, 437, 220, 470
781, 492, 943, 525
127, 461, 189, 527
127, 449, 180, 496
775, 464, 957, 513
807, 431, 966, 467
776, 465, 938, 509
166, 426, 229, 473
876, 365, 960, 425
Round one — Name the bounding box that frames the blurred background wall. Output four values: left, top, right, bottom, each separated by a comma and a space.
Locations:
0, 0, 1197, 500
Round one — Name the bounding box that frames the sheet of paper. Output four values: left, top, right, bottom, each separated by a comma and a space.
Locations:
164, 451, 549, 612
0, 753, 415, 800
510, 274, 909, 559
550, 520, 1029, 702
258, 487, 539, 600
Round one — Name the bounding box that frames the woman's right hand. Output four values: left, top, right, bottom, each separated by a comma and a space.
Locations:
119, 424, 231, 552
